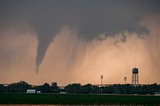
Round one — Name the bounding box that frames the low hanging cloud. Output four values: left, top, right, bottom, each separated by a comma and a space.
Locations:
0, 0, 160, 73
0, 16, 160, 85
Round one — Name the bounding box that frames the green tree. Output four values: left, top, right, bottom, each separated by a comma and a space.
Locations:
81, 84, 92, 94
37, 83, 52, 93
7, 81, 30, 92
51, 82, 59, 93
65, 83, 81, 94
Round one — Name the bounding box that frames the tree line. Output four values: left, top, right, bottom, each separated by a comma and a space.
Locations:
0, 81, 160, 95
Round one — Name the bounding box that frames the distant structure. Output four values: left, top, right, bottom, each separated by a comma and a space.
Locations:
26, 89, 41, 94
100, 75, 103, 86
100, 75, 103, 94
132, 67, 139, 85
124, 77, 127, 84
26, 89, 36, 94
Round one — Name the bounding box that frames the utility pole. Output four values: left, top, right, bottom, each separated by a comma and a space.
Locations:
100, 75, 103, 94
124, 77, 127, 84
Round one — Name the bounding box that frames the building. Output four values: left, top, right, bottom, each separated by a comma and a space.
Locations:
26, 89, 36, 93
155, 92, 160, 96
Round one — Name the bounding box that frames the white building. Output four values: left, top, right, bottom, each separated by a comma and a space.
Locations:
37, 91, 41, 93
26, 89, 36, 93
155, 92, 160, 96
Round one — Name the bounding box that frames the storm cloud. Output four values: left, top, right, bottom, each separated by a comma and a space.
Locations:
0, 0, 160, 72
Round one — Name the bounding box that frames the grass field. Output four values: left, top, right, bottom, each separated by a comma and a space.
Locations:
0, 93, 160, 105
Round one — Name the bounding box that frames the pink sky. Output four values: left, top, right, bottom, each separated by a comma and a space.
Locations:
0, 16, 160, 86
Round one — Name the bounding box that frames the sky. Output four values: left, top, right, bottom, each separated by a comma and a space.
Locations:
0, 0, 160, 85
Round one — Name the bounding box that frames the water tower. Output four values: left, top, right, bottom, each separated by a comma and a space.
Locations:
132, 67, 139, 85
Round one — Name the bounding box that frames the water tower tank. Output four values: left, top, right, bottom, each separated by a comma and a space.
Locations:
132, 67, 138, 74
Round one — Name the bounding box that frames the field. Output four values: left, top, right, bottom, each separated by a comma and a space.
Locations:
0, 93, 160, 105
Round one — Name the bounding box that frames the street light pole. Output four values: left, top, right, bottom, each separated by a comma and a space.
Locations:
100, 75, 103, 94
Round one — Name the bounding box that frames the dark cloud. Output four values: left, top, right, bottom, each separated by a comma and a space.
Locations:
0, 0, 160, 72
